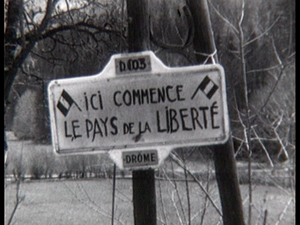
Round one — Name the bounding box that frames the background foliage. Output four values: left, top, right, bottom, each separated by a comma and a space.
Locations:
4, 0, 295, 165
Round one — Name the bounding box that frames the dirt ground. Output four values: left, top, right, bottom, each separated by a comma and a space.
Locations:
5, 136, 295, 224
5, 178, 295, 225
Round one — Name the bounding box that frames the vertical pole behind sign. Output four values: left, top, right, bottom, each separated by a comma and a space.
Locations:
126, 0, 157, 224
111, 163, 116, 225
186, 0, 245, 224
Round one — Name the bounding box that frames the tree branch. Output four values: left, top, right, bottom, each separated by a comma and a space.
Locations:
169, 152, 223, 217
7, 179, 25, 225
251, 127, 274, 167
22, 22, 121, 43
243, 16, 280, 47
208, 0, 238, 34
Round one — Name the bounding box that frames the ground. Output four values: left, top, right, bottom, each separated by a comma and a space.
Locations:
4, 135, 295, 225
5, 178, 295, 224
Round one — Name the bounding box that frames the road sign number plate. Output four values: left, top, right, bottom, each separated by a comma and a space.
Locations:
122, 150, 158, 168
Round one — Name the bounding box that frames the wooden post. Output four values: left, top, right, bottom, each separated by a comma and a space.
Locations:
126, 0, 157, 224
186, 0, 217, 64
127, 0, 150, 51
111, 164, 116, 225
132, 169, 156, 225
213, 139, 245, 225
186, 0, 245, 224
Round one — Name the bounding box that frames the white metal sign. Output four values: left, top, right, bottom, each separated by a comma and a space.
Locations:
48, 51, 229, 169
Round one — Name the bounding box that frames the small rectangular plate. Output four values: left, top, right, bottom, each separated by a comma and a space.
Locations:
122, 150, 158, 168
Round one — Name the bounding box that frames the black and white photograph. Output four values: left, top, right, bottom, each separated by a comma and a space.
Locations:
4, 0, 295, 224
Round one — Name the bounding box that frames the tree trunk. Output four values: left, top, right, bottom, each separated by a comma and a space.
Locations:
4, 0, 23, 163
186, 0, 217, 64
4, 0, 23, 103
186, 1, 245, 224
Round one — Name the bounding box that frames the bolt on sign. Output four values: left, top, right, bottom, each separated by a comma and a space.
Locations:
48, 51, 229, 169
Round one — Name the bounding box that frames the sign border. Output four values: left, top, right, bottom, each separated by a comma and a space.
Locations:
48, 51, 230, 155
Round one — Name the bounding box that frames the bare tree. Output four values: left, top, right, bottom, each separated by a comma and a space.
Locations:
4, 0, 126, 159
209, 0, 295, 161
208, 0, 295, 224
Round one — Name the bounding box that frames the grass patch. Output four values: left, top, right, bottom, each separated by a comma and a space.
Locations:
5, 179, 295, 225
5, 138, 295, 224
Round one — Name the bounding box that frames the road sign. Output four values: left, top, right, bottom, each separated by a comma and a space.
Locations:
48, 51, 229, 168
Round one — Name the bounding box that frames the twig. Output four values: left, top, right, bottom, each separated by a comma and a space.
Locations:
208, 0, 238, 34
246, 64, 281, 74
199, 161, 212, 225
274, 197, 294, 225
78, 182, 104, 211
7, 179, 25, 225
255, 164, 292, 195
191, 208, 204, 223
194, 49, 217, 64
111, 163, 116, 225
273, 121, 289, 162
158, 179, 168, 225
271, 37, 284, 69
161, 165, 185, 224
243, 16, 280, 47
238, 1, 253, 224
170, 153, 222, 217
250, 45, 286, 126
7, 143, 25, 225
63, 182, 125, 225
262, 209, 268, 225
171, 190, 184, 225
262, 191, 268, 225
183, 159, 191, 225
251, 127, 274, 167
169, 159, 187, 224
